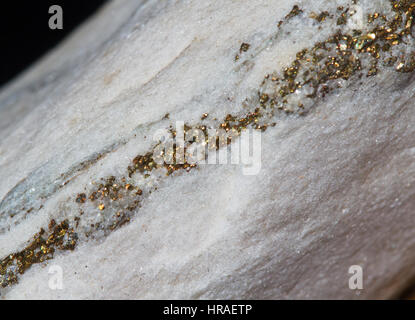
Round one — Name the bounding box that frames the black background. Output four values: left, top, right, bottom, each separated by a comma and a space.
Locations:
0, 1, 107, 87
0, 300, 410, 316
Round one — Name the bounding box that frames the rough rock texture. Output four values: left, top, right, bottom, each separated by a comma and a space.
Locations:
0, 0, 414, 299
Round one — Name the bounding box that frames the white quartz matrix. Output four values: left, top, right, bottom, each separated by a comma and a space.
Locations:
0, 0, 414, 299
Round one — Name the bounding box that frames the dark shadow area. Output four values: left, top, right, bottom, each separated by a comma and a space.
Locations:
0, 0, 107, 87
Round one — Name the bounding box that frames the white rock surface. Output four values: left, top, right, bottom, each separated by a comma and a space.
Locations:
0, 0, 414, 299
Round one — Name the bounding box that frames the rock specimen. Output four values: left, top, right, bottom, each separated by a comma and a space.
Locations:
0, 0, 414, 299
